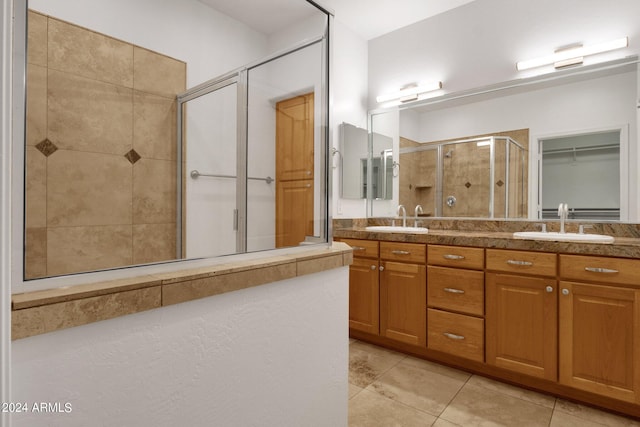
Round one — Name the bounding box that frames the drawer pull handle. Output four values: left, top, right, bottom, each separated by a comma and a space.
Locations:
443, 332, 465, 341
370, 265, 377, 270
352, 246, 366, 251
444, 287, 465, 294
443, 254, 465, 260
585, 267, 619, 274
391, 250, 411, 255
506, 259, 533, 266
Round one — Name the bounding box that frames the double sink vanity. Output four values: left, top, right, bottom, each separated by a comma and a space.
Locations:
334, 218, 640, 418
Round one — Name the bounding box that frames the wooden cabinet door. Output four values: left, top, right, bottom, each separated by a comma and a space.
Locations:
276, 93, 314, 181
559, 281, 640, 403
349, 257, 379, 335
275, 180, 313, 247
380, 261, 426, 346
486, 273, 557, 381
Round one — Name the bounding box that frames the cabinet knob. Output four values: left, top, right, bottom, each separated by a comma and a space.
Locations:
370, 265, 376, 270
379, 265, 385, 272
562, 288, 570, 296
545, 286, 553, 293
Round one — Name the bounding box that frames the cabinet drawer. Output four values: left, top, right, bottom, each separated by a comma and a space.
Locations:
380, 242, 426, 264
427, 266, 484, 316
486, 249, 556, 277
339, 238, 379, 259
559, 255, 640, 286
428, 245, 484, 270
428, 309, 484, 362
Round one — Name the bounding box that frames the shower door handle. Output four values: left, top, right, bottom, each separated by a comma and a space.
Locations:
233, 209, 238, 231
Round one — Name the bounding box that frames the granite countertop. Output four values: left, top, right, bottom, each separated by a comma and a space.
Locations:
333, 219, 640, 259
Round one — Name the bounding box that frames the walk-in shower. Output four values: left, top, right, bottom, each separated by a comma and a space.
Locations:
398, 136, 527, 218
20, 0, 331, 281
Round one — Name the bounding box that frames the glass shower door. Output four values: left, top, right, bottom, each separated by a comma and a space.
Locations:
181, 80, 240, 258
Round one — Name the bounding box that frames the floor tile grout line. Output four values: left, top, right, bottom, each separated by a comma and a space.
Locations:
354, 386, 443, 421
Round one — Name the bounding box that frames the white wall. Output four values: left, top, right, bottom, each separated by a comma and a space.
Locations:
332, 21, 369, 218
368, 0, 640, 109
12, 268, 349, 427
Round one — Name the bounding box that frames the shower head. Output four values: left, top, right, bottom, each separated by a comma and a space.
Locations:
444, 149, 453, 158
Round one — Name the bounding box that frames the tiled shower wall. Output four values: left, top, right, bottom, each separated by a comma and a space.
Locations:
25, 10, 186, 279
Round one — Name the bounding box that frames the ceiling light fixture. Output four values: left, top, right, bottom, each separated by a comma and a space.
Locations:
376, 81, 443, 104
516, 37, 628, 71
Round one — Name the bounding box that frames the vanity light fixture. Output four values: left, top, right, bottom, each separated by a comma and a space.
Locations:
516, 37, 628, 71
376, 81, 443, 104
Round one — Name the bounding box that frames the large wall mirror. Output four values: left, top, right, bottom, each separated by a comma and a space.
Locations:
368, 58, 639, 222
18, 0, 331, 282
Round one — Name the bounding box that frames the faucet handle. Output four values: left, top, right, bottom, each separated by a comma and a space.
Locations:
579, 224, 594, 234
536, 223, 547, 233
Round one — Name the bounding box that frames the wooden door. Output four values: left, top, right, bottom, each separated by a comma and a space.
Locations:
275, 180, 313, 247
275, 93, 314, 248
349, 257, 380, 335
559, 281, 640, 403
486, 273, 557, 381
380, 261, 426, 346
276, 93, 314, 181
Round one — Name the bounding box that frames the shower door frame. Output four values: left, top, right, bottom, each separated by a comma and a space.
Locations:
176, 34, 330, 259
176, 71, 247, 258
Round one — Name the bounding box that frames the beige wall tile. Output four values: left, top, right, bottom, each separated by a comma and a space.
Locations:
27, 10, 47, 67
25, 227, 46, 260
133, 91, 176, 160
12, 287, 161, 340
47, 225, 132, 276
25, 146, 47, 228
48, 17, 133, 87
48, 69, 133, 155
25, 227, 47, 280
133, 159, 176, 224
134, 47, 186, 97
133, 223, 176, 265
162, 263, 297, 305
47, 150, 132, 227
26, 64, 47, 146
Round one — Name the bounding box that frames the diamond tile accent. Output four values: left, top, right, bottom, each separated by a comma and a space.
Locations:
465, 182, 472, 188
124, 149, 141, 164
496, 180, 504, 187
35, 138, 58, 157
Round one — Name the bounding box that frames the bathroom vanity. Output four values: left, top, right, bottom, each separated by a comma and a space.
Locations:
335, 220, 640, 418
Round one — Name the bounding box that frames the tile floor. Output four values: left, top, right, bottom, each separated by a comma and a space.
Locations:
348, 339, 640, 427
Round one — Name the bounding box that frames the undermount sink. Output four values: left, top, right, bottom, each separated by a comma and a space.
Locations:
513, 231, 614, 244
365, 225, 429, 233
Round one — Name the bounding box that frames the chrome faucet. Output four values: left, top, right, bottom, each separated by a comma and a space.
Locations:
414, 205, 423, 227
558, 203, 568, 234
397, 204, 407, 227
